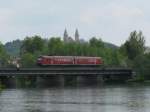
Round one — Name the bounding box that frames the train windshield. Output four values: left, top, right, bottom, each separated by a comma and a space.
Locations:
37, 56, 42, 60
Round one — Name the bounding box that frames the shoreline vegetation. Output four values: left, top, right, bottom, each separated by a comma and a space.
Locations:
0, 81, 5, 91
0, 30, 149, 87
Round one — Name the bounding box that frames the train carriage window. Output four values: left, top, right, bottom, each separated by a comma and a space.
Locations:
47, 59, 49, 63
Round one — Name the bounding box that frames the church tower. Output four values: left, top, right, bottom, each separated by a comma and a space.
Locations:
63, 29, 68, 42
75, 29, 79, 42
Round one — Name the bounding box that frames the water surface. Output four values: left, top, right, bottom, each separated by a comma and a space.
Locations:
0, 85, 150, 112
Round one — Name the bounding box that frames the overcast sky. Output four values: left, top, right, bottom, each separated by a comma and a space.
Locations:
0, 0, 149, 46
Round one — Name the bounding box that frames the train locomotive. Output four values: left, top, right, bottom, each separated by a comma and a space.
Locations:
37, 56, 103, 66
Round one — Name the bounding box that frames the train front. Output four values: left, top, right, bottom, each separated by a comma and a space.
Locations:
37, 56, 42, 65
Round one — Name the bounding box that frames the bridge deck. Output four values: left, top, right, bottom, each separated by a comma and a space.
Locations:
0, 67, 133, 78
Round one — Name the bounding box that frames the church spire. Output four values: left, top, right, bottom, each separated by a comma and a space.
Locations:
75, 29, 79, 42
63, 29, 68, 42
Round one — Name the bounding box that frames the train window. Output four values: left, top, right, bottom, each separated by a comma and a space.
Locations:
37, 58, 42, 61
88, 59, 95, 62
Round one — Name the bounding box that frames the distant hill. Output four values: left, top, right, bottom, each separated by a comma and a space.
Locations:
4, 39, 22, 56
104, 42, 118, 49
4, 39, 118, 56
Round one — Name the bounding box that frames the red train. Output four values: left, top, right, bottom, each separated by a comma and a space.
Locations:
37, 56, 103, 66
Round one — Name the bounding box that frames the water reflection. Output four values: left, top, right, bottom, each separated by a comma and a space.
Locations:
0, 85, 150, 112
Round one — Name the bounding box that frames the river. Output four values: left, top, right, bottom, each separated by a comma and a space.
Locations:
0, 84, 150, 112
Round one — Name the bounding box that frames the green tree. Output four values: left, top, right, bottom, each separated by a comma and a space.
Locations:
21, 53, 36, 67
121, 31, 145, 60
20, 36, 45, 67
21, 37, 33, 54
0, 42, 9, 67
48, 37, 64, 55
89, 37, 104, 48
32, 36, 45, 53
132, 53, 150, 80
21, 35, 45, 54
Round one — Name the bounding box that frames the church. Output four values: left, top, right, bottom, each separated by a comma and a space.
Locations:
63, 29, 80, 43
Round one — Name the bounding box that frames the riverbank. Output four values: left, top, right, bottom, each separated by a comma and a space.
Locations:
0, 84, 3, 91
0, 81, 5, 91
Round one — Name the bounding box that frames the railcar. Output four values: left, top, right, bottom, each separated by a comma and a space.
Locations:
74, 56, 102, 65
37, 56, 103, 66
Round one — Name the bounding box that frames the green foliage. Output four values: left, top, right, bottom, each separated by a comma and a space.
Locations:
20, 36, 45, 67
48, 37, 64, 55
21, 35, 45, 54
19, 35, 123, 67
32, 36, 45, 53
133, 54, 150, 79
120, 30, 150, 80
120, 31, 145, 60
89, 37, 104, 48
21, 53, 36, 67
0, 42, 9, 67
0, 80, 4, 91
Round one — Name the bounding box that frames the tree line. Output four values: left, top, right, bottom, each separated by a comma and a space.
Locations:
20, 36, 122, 67
0, 30, 150, 81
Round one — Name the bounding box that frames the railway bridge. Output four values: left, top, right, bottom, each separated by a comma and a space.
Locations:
0, 66, 134, 87
0, 67, 133, 80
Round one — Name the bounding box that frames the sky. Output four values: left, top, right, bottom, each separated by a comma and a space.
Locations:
0, 0, 149, 46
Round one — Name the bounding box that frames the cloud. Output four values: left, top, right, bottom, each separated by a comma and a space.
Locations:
109, 4, 143, 18
0, 0, 149, 45
0, 8, 16, 42
79, 3, 144, 25
0, 8, 14, 25
79, 8, 99, 25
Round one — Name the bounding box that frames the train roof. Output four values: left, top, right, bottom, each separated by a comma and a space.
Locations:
39, 56, 101, 58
